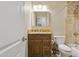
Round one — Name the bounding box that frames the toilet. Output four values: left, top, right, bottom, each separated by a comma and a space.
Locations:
54, 36, 72, 57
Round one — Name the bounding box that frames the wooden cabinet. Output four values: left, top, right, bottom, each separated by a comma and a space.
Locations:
28, 34, 51, 57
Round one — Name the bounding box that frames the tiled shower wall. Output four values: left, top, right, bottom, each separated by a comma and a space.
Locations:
65, 1, 79, 43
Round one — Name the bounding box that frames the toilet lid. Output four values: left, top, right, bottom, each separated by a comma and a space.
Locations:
59, 44, 71, 52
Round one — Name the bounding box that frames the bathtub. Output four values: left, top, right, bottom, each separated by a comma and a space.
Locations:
67, 44, 79, 57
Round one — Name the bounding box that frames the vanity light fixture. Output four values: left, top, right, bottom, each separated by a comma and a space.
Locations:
33, 5, 48, 11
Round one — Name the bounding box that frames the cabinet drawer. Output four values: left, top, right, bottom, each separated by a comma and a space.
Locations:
42, 34, 51, 40
28, 34, 42, 40
28, 34, 51, 40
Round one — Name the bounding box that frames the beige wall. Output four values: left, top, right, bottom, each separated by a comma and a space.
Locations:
32, 1, 67, 36
25, 1, 67, 40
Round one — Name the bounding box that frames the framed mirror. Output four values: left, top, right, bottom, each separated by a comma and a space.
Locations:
32, 11, 50, 27
35, 12, 47, 27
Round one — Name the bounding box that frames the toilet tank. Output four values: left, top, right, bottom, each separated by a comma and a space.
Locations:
54, 36, 65, 44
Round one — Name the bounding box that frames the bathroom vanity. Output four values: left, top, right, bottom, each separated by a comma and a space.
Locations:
28, 5, 52, 57
28, 31, 52, 57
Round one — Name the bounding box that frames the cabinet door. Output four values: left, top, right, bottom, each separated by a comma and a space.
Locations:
43, 40, 51, 57
28, 40, 42, 57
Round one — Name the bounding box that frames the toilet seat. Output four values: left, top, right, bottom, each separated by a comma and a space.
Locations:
59, 44, 71, 52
